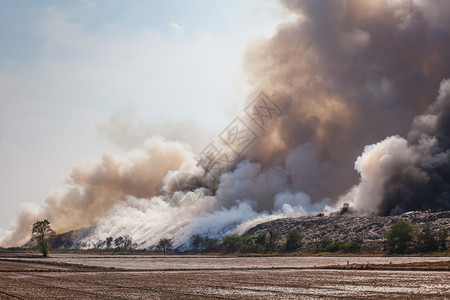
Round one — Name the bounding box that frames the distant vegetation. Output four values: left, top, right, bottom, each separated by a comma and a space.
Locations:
386, 220, 448, 254
184, 221, 447, 255
17, 216, 448, 256
386, 220, 415, 254
219, 229, 303, 254
316, 238, 361, 253
156, 238, 173, 253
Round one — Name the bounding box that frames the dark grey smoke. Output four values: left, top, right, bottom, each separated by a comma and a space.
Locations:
339, 79, 450, 215
379, 79, 450, 214
2, 0, 450, 248
244, 0, 450, 208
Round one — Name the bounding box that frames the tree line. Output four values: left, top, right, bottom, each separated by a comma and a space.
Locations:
29, 219, 448, 256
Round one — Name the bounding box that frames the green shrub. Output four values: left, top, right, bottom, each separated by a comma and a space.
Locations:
439, 226, 448, 251
386, 220, 414, 254
222, 234, 242, 253
267, 230, 280, 252
417, 224, 439, 252
320, 238, 334, 252
343, 240, 361, 253
331, 240, 346, 252
205, 238, 218, 252
240, 236, 256, 253
255, 233, 267, 246
319, 238, 360, 253
284, 230, 303, 252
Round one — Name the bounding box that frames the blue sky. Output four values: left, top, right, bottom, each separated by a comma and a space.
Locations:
0, 0, 293, 230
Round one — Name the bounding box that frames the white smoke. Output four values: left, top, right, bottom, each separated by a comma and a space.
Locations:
341, 79, 450, 215
72, 158, 335, 250
339, 135, 413, 214
3, 0, 450, 248
0, 136, 200, 247
0, 135, 334, 248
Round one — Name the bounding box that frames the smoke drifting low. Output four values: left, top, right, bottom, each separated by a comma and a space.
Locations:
1, 0, 450, 248
0, 137, 200, 247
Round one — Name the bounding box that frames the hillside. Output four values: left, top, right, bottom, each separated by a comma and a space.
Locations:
244, 211, 450, 251
19, 211, 450, 252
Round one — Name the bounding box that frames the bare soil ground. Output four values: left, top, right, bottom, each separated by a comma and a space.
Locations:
0, 255, 449, 299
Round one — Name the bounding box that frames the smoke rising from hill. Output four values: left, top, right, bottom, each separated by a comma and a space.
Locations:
1, 0, 450, 248
342, 79, 450, 215
244, 0, 450, 203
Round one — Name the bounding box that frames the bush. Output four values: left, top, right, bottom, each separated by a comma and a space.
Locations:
331, 240, 346, 252
319, 238, 360, 253
106, 237, 113, 249
222, 234, 242, 253
343, 240, 361, 253
417, 224, 439, 252
254, 233, 268, 253
122, 235, 133, 250
284, 230, 303, 252
255, 233, 267, 246
386, 220, 414, 254
320, 238, 334, 252
267, 230, 280, 252
190, 234, 205, 251
156, 238, 173, 253
94, 240, 106, 249
205, 238, 218, 252
240, 236, 256, 253
114, 236, 124, 249
439, 226, 449, 251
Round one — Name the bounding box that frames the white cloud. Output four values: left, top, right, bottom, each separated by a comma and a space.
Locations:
169, 22, 184, 31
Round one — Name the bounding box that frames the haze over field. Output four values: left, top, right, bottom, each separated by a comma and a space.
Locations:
1, 0, 450, 249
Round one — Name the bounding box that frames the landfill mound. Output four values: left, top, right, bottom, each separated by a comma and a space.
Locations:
245, 211, 450, 251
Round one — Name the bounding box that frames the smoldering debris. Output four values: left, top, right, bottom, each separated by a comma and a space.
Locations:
1, 0, 450, 249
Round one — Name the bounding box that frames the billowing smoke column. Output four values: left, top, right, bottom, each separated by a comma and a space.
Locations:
244, 0, 450, 203
1, 0, 450, 248
342, 79, 450, 215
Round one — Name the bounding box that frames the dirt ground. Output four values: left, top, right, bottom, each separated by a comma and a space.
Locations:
0, 255, 449, 299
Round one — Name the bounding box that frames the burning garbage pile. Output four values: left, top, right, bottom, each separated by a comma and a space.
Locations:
1, 0, 450, 250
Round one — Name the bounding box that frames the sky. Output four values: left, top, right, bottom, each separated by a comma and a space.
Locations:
0, 0, 294, 231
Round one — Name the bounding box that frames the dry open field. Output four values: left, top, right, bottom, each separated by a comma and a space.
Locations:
0, 254, 449, 299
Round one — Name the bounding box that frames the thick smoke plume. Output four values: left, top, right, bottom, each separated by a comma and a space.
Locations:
244, 0, 450, 203
342, 79, 450, 215
1, 0, 450, 248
